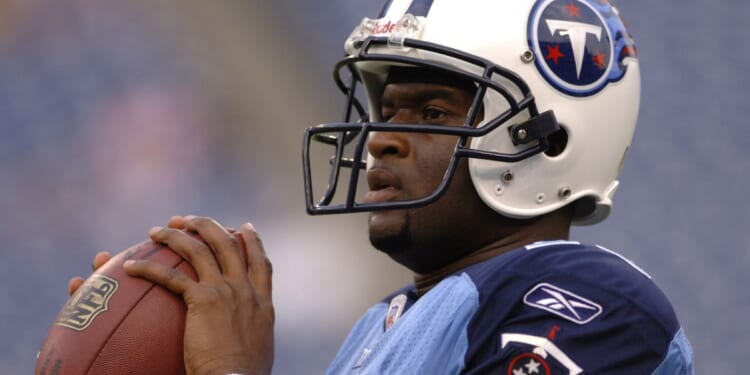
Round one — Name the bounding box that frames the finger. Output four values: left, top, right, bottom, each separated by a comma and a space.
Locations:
241, 223, 272, 301
149, 226, 222, 283
68, 277, 84, 296
183, 216, 246, 279
124, 259, 195, 296
167, 215, 186, 229
92, 251, 112, 271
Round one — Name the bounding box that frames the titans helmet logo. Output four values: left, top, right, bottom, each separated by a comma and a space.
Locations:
528, 0, 637, 97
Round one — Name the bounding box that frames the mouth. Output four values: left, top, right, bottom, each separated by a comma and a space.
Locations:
364, 168, 402, 203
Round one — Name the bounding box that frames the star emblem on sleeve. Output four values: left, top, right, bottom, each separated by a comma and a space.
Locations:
525, 359, 542, 373
507, 353, 551, 375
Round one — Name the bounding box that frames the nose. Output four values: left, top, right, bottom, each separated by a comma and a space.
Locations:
366, 130, 410, 159
367, 113, 412, 159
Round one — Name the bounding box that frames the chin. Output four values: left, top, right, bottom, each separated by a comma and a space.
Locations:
368, 210, 411, 255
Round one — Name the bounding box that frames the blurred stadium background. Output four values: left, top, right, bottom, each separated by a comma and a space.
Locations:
0, 0, 746, 373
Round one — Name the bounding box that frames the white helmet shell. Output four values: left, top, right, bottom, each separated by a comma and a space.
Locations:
371, 0, 640, 225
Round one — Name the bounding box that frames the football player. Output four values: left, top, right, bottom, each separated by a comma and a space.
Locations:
70, 0, 695, 373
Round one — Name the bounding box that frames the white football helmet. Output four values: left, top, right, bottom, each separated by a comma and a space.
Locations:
303, 0, 640, 225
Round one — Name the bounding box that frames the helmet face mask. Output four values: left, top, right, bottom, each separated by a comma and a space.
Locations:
303, 37, 559, 215
303, 0, 639, 226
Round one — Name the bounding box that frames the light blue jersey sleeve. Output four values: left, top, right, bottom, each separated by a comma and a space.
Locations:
651, 329, 695, 375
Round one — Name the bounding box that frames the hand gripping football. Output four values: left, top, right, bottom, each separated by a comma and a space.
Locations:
35, 235, 241, 375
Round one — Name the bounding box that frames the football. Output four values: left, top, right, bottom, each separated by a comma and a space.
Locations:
36, 237, 211, 375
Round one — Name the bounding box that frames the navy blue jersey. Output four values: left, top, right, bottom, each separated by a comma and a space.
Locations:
327, 241, 694, 374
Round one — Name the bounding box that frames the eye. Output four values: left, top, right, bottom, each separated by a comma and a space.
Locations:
423, 107, 448, 122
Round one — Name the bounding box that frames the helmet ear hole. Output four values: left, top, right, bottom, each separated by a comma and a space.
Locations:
544, 125, 568, 157
572, 197, 597, 220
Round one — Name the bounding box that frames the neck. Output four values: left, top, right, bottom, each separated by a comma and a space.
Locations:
413, 210, 571, 296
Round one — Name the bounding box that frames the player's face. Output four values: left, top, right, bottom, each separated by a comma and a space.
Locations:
366, 81, 506, 273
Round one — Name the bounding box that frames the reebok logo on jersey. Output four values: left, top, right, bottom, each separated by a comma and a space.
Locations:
523, 283, 602, 324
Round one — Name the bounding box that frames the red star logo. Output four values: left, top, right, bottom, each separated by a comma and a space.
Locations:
592, 50, 607, 70
545, 44, 565, 65
566, 1, 581, 17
